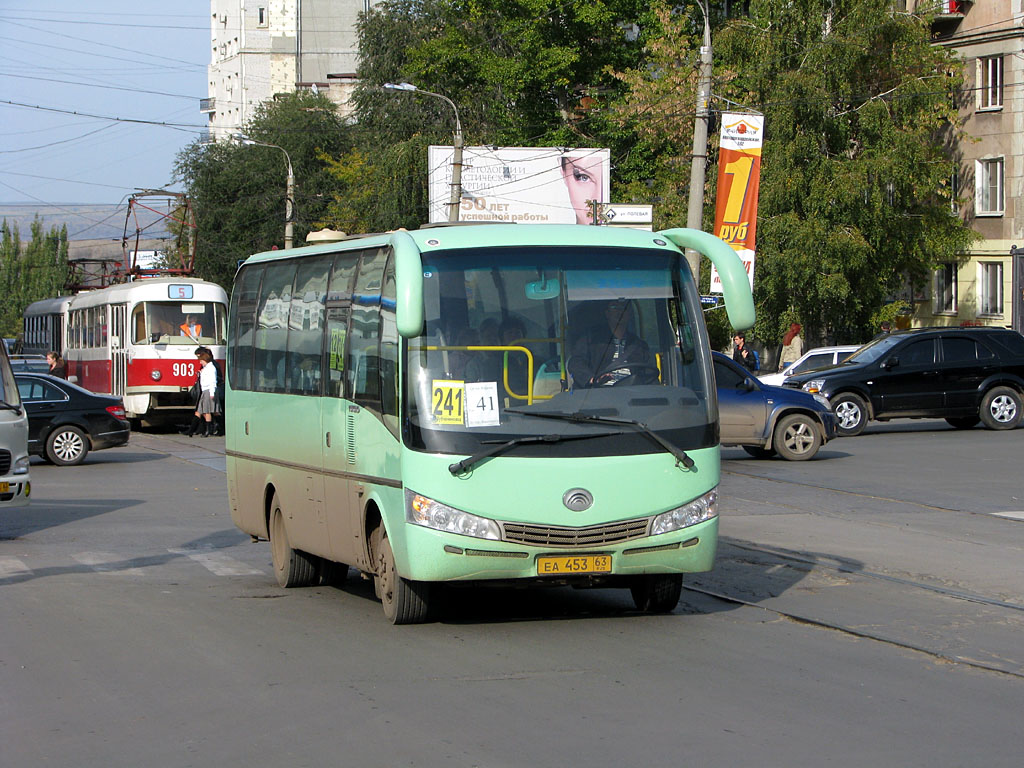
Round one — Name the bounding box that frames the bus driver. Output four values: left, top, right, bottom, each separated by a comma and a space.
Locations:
568, 299, 656, 387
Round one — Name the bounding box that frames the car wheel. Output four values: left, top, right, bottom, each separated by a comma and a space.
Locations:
831, 393, 867, 436
45, 425, 89, 466
630, 574, 683, 613
945, 416, 979, 430
773, 413, 822, 461
979, 387, 1023, 431
742, 445, 777, 459
268, 493, 318, 588
374, 528, 431, 625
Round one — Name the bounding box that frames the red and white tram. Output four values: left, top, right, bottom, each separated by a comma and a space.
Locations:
24, 278, 227, 422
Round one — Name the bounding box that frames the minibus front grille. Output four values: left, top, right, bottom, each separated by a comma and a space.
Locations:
0, 449, 10, 474
501, 518, 650, 547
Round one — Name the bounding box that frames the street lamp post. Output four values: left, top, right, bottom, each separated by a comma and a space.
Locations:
383, 82, 463, 223
233, 133, 295, 249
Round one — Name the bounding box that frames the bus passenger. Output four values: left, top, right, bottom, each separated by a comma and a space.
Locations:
568, 299, 653, 387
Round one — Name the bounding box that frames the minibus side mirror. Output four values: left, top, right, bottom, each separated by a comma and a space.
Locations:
391, 230, 424, 338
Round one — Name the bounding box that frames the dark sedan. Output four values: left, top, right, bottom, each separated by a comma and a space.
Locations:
15, 373, 130, 465
714, 352, 837, 461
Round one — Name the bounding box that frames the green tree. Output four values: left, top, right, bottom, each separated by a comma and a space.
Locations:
614, 1, 978, 347
175, 91, 354, 288
0, 217, 69, 338
318, 0, 659, 232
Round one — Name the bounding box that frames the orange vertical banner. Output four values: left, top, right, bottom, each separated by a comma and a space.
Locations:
710, 114, 763, 294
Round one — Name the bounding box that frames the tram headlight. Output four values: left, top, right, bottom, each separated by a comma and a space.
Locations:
405, 490, 501, 540
150, 370, 162, 381
651, 488, 718, 536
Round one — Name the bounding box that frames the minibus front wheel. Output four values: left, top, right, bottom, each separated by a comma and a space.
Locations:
372, 527, 431, 625
630, 574, 682, 614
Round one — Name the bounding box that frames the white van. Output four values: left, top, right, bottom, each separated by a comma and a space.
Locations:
0, 341, 31, 509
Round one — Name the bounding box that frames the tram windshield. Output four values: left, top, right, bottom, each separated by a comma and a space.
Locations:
404, 245, 716, 458
133, 301, 227, 345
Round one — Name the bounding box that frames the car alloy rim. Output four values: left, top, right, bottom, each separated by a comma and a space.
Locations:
990, 395, 1017, 423
53, 430, 84, 461
835, 401, 860, 429
784, 422, 815, 454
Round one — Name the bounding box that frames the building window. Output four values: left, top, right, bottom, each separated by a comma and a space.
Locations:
949, 164, 960, 215
978, 262, 1003, 316
978, 56, 1003, 110
258, 8, 268, 27
934, 263, 957, 314
976, 158, 1004, 215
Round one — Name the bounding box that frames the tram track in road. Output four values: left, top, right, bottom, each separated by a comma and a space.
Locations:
681, 580, 1024, 681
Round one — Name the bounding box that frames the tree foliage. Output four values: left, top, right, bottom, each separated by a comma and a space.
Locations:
0, 218, 69, 338
174, 91, 355, 288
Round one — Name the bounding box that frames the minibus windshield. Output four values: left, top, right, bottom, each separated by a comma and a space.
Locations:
404, 245, 716, 457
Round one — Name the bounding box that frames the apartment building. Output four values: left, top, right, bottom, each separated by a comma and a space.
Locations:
202, 0, 370, 140
909, 1, 1024, 333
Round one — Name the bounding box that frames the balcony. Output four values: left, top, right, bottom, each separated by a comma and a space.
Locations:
199, 97, 216, 113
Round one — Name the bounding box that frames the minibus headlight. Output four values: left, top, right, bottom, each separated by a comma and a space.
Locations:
802, 379, 825, 394
651, 488, 718, 536
406, 490, 501, 540
13, 456, 30, 475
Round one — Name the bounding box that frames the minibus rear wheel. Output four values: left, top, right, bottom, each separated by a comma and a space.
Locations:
269, 493, 317, 588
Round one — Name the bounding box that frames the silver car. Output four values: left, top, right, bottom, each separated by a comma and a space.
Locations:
714, 352, 837, 461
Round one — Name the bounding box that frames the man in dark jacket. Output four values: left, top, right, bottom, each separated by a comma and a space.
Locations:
732, 332, 758, 372
568, 299, 653, 387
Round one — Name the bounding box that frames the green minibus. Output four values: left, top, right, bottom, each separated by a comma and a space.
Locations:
226, 223, 753, 623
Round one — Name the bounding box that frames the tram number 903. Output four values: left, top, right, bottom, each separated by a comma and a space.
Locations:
172, 362, 197, 378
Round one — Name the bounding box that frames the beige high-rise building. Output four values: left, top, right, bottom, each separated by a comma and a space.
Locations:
202, 0, 371, 141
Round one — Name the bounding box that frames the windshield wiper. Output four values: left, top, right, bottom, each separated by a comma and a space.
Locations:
0, 400, 22, 414
448, 431, 619, 475
506, 408, 695, 469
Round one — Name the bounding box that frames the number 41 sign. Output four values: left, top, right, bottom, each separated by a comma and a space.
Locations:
431, 380, 500, 427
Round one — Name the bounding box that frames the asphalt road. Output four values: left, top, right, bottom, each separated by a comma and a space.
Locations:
2, 420, 1022, 767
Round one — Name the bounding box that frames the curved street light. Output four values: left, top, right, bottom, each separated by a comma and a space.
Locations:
233, 133, 296, 249
383, 82, 464, 223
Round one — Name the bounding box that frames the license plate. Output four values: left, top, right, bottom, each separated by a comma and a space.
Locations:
0, 482, 9, 493
537, 554, 612, 575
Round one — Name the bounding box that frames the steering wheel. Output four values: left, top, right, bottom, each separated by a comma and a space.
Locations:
592, 362, 661, 387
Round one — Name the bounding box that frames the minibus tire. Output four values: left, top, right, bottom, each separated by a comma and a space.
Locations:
269, 494, 317, 588
377, 531, 430, 625
630, 574, 682, 613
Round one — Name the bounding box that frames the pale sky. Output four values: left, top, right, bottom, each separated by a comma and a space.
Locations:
0, 1, 210, 229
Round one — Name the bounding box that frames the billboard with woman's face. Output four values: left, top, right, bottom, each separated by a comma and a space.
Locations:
428, 146, 610, 225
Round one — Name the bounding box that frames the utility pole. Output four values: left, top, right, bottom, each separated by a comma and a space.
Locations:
383, 83, 464, 222
686, 2, 713, 284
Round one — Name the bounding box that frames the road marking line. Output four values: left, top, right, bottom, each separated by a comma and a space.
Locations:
168, 548, 264, 576
991, 511, 1024, 522
0, 556, 31, 578
72, 552, 146, 576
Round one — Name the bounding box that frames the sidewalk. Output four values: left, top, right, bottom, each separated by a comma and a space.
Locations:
128, 431, 227, 474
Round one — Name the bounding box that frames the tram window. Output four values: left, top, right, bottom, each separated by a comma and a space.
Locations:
254, 261, 296, 392
286, 256, 329, 394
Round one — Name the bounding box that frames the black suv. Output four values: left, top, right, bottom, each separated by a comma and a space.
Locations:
784, 327, 1024, 435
